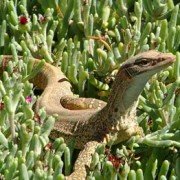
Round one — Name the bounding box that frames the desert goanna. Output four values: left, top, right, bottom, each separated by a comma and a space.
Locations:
0, 50, 175, 179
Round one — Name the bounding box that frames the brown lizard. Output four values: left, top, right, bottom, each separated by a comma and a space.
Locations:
0, 50, 175, 179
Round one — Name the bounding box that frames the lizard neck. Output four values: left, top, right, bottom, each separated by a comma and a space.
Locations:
89, 69, 148, 144
102, 69, 150, 123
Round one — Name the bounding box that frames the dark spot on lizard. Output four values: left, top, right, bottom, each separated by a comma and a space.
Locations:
58, 78, 69, 83
114, 107, 118, 112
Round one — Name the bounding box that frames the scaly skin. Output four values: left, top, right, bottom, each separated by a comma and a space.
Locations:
0, 51, 175, 179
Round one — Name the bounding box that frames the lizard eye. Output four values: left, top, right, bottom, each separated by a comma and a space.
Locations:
135, 58, 151, 67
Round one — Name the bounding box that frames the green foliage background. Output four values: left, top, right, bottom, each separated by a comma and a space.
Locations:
0, 0, 179, 179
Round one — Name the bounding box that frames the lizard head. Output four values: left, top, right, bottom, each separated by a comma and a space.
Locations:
108, 50, 175, 115
120, 50, 175, 78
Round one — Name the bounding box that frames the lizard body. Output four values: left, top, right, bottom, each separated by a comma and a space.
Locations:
0, 51, 175, 179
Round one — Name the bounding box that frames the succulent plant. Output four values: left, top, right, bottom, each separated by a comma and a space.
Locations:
0, 0, 179, 179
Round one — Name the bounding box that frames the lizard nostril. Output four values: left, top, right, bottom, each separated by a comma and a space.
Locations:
160, 58, 164, 62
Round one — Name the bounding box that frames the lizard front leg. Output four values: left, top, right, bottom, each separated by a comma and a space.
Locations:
66, 141, 100, 180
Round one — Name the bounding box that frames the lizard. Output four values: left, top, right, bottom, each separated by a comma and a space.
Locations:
0, 50, 175, 179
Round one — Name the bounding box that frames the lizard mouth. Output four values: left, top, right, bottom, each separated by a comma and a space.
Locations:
140, 53, 176, 74
152, 53, 176, 70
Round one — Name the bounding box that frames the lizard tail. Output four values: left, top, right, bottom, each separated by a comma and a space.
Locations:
66, 141, 100, 180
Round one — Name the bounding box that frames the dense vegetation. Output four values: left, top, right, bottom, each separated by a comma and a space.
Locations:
0, 0, 179, 179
